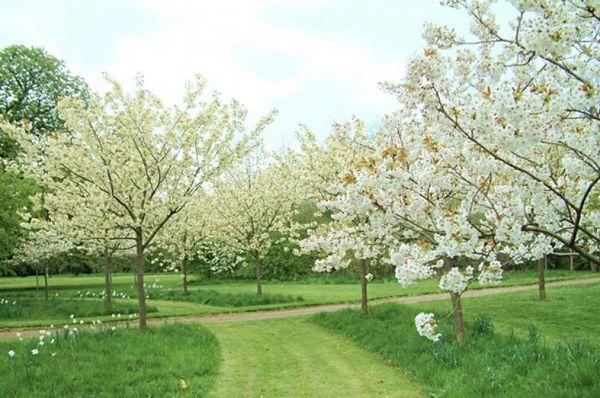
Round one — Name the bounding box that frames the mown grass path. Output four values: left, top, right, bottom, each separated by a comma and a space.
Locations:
207, 317, 422, 398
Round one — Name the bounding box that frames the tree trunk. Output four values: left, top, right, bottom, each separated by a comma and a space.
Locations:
35, 269, 39, 290
569, 250, 574, 272
103, 247, 113, 313
182, 254, 188, 294
43, 261, 49, 301
255, 257, 263, 297
450, 292, 466, 345
135, 229, 148, 332
359, 258, 368, 316
538, 256, 546, 300
181, 232, 189, 293
592, 262, 598, 272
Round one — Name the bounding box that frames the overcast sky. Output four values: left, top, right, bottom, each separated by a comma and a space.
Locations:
0, 0, 479, 149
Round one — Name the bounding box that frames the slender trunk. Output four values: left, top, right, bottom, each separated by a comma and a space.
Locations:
182, 254, 188, 294
569, 250, 574, 272
135, 229, 148, 332
35, 269, 39, 290
592, 262, 598, 272
359, 258, 368, 316
43, 261, 49, 301
450, 292, 466, 345
255, 256, 263, 297
538, 256, 546, 300
103, 247, 113, 313
181, 232, 189, 293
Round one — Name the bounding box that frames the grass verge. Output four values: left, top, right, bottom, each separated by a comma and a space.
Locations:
0, 297, 156, 320
313, 283, 600, 397
153, 288, 304, 307
0, 324, 220, 397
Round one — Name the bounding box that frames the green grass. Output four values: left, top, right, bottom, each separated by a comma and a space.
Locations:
1, 269, 595, 295
406, 282, 600, 343
0, 324, 220, 397
178, 269, 598, 308
313, 283, 600, 397
0, 275, 597, 397
0, 273, 187, 291
0, 270, 596, 328
207, 317, 422, 398
0, 297, 158, 328
56, 284, 306, 307
157, 288, 304, 307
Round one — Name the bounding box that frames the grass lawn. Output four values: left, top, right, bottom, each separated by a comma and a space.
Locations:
0, 270, 597, 328
0, 324, 220, 397
207, 317, 422, 398
408, 281, 600, 343
0, 297, 155, 325
185, 269, 598, 305
0, 273, 186, 291
313, 282, 600, 397
0, 278, 597, 397
1, 269, 595, 296
0, 298, 216, 329
157, 288, 305, 307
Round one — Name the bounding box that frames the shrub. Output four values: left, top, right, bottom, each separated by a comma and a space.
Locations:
470, 314, 495, 339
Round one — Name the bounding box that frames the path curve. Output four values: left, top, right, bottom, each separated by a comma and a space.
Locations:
1, 277, 598, 339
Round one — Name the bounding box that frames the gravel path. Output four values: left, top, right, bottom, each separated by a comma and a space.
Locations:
1, 276, 598, 339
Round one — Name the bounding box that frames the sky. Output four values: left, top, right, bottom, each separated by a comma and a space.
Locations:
0, 0, 477, 149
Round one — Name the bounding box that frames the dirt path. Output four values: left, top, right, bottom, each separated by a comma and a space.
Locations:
1, 277, 598, 339
159, 276, 600, 324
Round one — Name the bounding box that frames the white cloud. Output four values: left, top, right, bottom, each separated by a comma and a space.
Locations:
92, 0, 401, 139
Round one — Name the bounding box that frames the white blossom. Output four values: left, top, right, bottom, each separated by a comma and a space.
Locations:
415, 312, 441, 342
439, 267, 474, 293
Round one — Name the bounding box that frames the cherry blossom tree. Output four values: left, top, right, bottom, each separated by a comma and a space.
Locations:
12, 223, 72, 300
366, 132, 509, 344
303, 0, 599, 343
39, 185, 136, 312
207, 150, 301, 296
301, 126, 508, 337
8, 75, 273, 330
151, 197, 211, 293
390, 0, 598, 341
381, 0, 599, 266
289, 119, 379, 314
284, 118, 372, 202
299, 177, 389, 315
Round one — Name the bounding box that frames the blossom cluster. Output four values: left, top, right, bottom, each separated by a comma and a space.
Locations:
415, 312, 441, 342
439, 267, 473, 294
